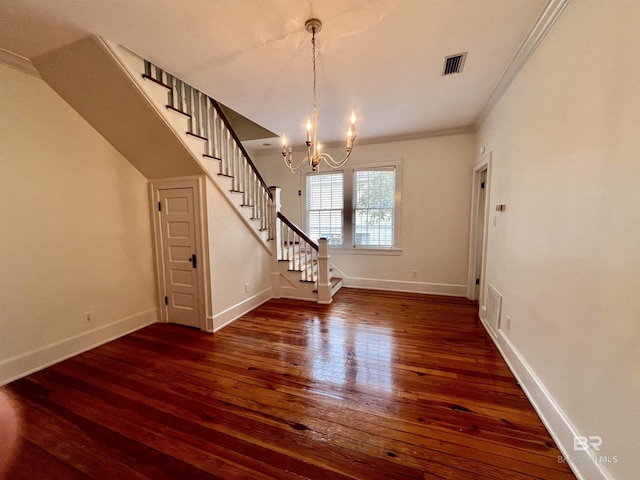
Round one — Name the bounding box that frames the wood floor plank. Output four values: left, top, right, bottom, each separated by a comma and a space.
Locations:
4, 439, 91, 480
4, 288, 576, 479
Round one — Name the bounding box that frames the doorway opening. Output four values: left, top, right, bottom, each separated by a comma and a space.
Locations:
467, 153, 491, 311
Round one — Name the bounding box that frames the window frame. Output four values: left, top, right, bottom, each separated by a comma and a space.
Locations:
304, 159, 402, 255
353, 166, 397, 248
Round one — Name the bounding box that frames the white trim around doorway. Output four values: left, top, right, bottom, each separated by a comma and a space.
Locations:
149, 176, 210, 331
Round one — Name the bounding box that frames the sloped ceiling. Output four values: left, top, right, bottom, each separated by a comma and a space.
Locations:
0, 0, 553, 150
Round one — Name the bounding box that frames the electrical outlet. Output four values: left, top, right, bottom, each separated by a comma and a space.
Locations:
505, 315, 511, 331
244, 283, 250, 293
83, 312, 93, 324
411, 270, 417, 279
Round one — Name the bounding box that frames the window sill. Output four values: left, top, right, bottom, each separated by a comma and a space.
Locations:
328, 247, 403, 256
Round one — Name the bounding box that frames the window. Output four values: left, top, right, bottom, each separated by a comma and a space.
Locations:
306, 172, 343, 246
354, 168, 395, 247
306, 160, 401, 252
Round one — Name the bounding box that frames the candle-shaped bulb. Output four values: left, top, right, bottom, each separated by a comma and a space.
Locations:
350, 111, 357, 125
281, 136, 287, 146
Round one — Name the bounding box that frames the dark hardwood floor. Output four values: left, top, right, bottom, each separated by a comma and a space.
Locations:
5, 288, 576, 479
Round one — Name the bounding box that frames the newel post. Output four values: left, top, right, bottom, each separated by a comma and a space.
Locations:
269, 186, 282, 298
317, 238, 332, 304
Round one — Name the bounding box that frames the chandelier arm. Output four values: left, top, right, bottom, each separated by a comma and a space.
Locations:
317, 150, 353, 169
283, 154, 309, 174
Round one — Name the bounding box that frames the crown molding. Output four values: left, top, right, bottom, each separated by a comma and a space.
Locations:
0, 48, 41, 78
474, 0, 570, 128
247, 125, 477, 156
356, 125, 476, 148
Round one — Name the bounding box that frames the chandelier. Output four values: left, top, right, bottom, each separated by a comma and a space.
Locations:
282, 18, 357, 173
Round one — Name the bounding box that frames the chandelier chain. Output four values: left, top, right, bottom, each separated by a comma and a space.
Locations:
311, 28, 317, 114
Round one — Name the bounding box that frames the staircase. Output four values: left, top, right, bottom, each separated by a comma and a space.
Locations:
125, 43, 342, 302
33, 35, 341, 303
270, 208, 343, 303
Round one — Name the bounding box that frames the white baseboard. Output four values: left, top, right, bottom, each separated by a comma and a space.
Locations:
279, 293, 317, 302
0, 309, 158, 385
481, 324, 609, 480
342, 276, 466, 296
212, 288, 272, 332
329, 263, 466, 297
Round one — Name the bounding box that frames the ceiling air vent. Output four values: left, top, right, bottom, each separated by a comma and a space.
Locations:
442, 52, 467, 75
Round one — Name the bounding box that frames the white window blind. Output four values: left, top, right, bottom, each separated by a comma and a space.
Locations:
306, 172, 343, 245
354, 168, 395, 247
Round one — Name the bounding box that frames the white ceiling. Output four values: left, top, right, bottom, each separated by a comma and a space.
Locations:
0, 0, 548, 150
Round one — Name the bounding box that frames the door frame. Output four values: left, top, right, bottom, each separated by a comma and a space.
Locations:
149, 176, 208, 330
466, 152, 492, 304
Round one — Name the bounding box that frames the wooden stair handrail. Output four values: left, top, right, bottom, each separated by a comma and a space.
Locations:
277, 212, 319, 251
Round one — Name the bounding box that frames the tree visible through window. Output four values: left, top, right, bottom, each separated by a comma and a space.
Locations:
354, 168, 395, 247
306, 172, 343, 245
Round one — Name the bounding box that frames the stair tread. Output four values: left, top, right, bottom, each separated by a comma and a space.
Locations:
313, 277, 342, 293
142, 74, 171, 90
166, 105, 190, 118
186, 131, 208, 142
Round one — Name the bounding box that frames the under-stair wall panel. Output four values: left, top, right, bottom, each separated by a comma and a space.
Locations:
32, 36, 203, 179
205, 179, 273, 331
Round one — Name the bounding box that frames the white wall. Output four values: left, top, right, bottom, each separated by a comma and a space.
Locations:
205, 180, 272, 331
255, 133, 476, 295
0, 63, 157, 384
478, 2, 640, 479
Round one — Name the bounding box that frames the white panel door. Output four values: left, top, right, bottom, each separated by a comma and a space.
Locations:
159, 188, 200, 328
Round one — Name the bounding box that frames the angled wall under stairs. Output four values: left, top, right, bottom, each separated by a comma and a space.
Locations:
32, 37, 204, 179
